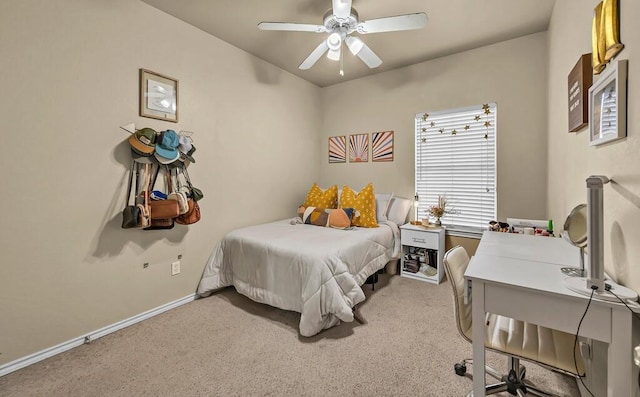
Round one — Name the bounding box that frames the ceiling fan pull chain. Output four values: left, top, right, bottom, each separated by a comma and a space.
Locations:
340, 40, 344, 76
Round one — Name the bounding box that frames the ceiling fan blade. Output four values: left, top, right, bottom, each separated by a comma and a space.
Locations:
357, 13, 428, 34
299, 40, 330, 70
355, 41, 382, 68
345, 35, 364, 55
332, 0, 352, 20
258, 22, 327, 33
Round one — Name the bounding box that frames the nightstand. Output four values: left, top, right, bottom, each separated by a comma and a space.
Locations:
400, 223, 445, 284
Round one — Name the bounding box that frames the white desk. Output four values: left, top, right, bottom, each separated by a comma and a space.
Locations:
474, 231, 582, 266
465, 232, 636, 396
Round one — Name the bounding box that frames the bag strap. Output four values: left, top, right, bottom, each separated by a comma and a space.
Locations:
182, 165, 194, 189
174, 166, 187, 191
149, 163, 161, 192
164, 165, 174, 193
142, 163, 151, 213
124, 160, 136, 208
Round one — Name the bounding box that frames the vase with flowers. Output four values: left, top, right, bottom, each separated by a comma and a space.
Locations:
428, 195, 449, 226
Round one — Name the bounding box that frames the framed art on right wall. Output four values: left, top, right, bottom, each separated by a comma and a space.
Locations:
589, 59, 627, 146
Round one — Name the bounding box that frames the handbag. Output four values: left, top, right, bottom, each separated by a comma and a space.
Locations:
168, 168, 189, 215
144, 164, 177, 230
182, 166, 204, 202
175, 198, 201, 225
145, 217, 175, 230
149, 199, 181, 219
121, 161, 141, 229
147, 165, 181, 220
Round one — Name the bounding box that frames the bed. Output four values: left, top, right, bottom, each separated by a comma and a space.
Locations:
196, 218, 401, 336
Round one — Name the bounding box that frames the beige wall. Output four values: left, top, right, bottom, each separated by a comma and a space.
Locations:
319, 32, 549, 223
445, 236, 480, 257
547, 0, 640, 293
0, 0, 322, 365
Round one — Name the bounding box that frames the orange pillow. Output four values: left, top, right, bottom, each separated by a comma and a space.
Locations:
303, 183, 338, 209
339, 183, 378, 228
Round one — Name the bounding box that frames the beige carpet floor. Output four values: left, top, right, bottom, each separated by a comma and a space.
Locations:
0, 274, 579, 396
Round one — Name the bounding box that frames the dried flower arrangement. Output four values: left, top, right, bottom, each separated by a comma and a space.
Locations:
428, 195, 449, 225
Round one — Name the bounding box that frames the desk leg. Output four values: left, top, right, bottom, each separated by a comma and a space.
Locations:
608, 309, 633, 397
472, 280, 486, 396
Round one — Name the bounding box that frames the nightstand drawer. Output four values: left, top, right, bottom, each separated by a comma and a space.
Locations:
401, 229, 438, 249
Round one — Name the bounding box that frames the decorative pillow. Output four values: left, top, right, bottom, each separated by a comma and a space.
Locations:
375, 192, 394, 223
298, 206, 354, 229
339, 183, 378, 228
387, 196, 413, 225
303, 183, 338, 209
339, 189, 393, 223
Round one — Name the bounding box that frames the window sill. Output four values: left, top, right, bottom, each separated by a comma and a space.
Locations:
443, 225, 484, 239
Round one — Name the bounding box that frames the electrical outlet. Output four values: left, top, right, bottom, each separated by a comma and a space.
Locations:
171, 261, 181, 276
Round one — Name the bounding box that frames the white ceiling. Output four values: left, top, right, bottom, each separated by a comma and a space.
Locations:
142, 0, 556, 87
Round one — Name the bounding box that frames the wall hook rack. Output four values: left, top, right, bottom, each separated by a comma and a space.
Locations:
120, 123, 136, 134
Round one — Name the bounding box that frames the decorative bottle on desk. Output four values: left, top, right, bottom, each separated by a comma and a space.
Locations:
547, 219, 554, 236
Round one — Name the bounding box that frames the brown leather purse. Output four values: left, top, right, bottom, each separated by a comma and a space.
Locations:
148, 165, 180, 220
143, 164, 178, 230
175, 198, 201, 225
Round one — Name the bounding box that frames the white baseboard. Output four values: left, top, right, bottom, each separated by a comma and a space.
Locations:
0, 294, 196, 377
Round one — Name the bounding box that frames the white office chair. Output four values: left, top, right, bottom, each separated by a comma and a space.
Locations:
443, 246, 584, 397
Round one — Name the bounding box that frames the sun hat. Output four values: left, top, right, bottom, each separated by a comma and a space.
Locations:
154, 130, 180, 164
179, 145, 196, 163
128, 128, 157, 156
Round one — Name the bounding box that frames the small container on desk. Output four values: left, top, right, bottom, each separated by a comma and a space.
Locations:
400, 223, 445, 284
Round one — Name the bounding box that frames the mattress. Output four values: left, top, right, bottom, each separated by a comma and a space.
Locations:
197, 219, 400, 336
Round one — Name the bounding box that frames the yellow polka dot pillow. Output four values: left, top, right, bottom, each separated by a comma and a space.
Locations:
303, 183, 338, 209
339, 183, 378, 228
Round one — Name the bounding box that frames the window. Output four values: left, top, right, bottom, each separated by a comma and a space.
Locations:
415, 103, 496, 232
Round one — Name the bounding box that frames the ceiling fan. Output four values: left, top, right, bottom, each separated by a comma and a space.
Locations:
258, 0, 427, 74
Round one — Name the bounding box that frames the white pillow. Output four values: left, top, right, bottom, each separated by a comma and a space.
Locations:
386, 197, 412, 225
375, 192, 394, 223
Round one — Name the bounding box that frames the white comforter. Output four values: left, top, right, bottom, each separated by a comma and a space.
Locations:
197, 219, 400, 336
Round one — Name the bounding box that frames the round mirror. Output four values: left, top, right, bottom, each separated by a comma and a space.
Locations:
563, 204, 587, 248
561, 203, 587, 276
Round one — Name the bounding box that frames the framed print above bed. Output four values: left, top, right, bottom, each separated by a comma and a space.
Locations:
349, 133, 369, 163
589, 59, 627, 146
328, 136, 346, 163
372, 131, 394, 162
139, 69, 178, 122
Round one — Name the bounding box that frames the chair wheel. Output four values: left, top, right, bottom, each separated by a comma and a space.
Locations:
519, 364, 526, 380
454, 363, 467, 376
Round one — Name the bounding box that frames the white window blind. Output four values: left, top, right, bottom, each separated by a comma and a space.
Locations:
415, 103, 497, 230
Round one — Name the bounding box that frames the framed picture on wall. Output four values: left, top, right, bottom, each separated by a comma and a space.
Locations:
349, 133, 369, 162
372, 131, 394, 162
328, 136, 346, 163
589, 59, 627, 146
139, 69, 178, 122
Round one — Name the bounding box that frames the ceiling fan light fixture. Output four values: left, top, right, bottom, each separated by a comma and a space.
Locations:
326, 32, 342, 50
327, 48, 340, 61
326, 32, 342, 61
345, 36, 364, 55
